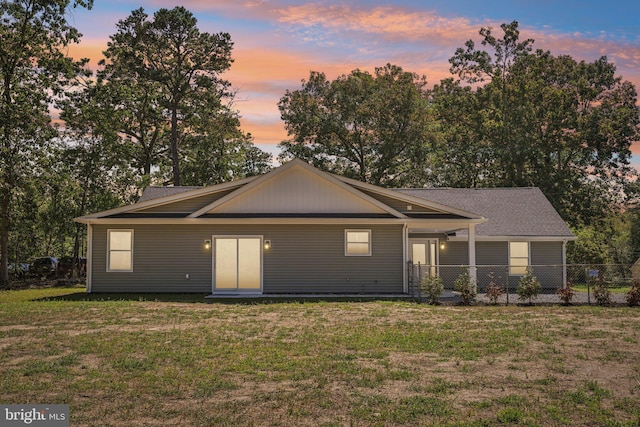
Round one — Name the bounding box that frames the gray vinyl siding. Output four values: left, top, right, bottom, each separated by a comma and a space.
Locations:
531, 241, 563, 265
90, 223, 404, 294
436, 240, 565, 290
440, 241, 468, 266
137, 189, 237, 214
531, 241, 564, 289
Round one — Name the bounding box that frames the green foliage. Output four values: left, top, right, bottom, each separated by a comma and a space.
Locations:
454, 268, 476, 305
568, 214, 634, 265
626, 281, 640, 307
0, 0, 93, 286
496, 407, 522, 423
278, 64, 435, 187
420, 275, 444, 305
441, 21, 639, 228
593, 282, 613, 306
516, 268, 541, 304
629, 207, 640, 262
85, 6, 271, 187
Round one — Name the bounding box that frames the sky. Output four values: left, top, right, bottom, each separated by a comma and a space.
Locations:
66, 0, 640, 169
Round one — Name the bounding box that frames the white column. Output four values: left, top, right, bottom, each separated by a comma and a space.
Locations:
86, 224, 93, 293
402, 223, 408, 294
562, 239, 567, 287
468, 223, 477, 285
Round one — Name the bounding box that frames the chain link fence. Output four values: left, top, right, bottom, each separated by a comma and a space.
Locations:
408, 263, 635, 305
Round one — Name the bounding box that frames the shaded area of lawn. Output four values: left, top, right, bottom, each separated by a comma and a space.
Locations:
1, 288, 639, 426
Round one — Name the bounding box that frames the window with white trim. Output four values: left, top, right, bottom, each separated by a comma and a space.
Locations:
345, 229, 371, 256
108, 229, 133, 272
509, 241, 529, 275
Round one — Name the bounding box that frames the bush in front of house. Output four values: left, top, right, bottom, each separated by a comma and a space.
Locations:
455, 268, 476, 305
516, 268, 541, 305
593, 280, 612, 306
485, 271, 505, 305
421, 275, 444, 305
626, 281, 640, 307
556, 281, 575, 305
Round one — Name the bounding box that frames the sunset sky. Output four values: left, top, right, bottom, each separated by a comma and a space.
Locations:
67, 0, 640, 169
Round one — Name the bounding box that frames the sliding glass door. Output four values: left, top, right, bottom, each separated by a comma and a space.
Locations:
214, 237, 262, 292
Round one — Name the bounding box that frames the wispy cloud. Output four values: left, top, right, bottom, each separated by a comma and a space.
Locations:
67, 0, 640, 159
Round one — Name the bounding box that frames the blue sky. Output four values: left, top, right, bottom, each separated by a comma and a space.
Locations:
67, 0, 640, 168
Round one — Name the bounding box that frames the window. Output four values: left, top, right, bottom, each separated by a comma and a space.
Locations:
108, 230, 133, 272
345, 229, 371, 256
509, 241, 529, 275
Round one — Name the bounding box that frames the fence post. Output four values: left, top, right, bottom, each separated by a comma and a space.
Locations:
586, 266, 591, 305
417, 262, 422, 301
505, 266, 509, 306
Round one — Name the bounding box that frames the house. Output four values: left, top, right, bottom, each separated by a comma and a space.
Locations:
75, 159, 574, 295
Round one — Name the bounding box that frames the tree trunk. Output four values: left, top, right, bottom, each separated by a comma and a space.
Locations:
1, 186, 9, 287
170, 106, 180, 186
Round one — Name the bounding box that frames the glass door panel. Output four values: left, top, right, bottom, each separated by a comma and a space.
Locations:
215, 238, 238, 289
238, 238, 261, 289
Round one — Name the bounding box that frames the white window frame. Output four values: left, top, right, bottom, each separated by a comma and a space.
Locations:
509, 241, 530, 275
345, 229, 372, 256
107, 229, 134, 272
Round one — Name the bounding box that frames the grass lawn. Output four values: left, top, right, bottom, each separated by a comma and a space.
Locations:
573, 283, 632, 294
1, 287, 639, 426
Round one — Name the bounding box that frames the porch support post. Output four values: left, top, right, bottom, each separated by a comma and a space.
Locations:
402, 222, 408, 294
562, 239, 567, 287
86, 224, 93, 294
468, 223, 477, 285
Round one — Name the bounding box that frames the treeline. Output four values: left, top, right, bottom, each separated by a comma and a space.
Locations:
1, 3, 639, 285
278, 22, 640, 266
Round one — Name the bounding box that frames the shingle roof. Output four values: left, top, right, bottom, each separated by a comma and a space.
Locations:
134, 182, 572, 239
138, 186, 201, 202
394, 187, 573, 238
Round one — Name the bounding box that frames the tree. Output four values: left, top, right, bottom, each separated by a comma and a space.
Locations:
449, 20, 533, 187
278, 64, 435, 187
443, 22, 639, 227
103, 7, 234, 186
429, 78, 489, 188
61, 73, 168, 187
0, 0, 92, 287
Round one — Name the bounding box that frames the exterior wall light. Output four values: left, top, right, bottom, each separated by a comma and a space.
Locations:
264, 240, 271, 250
440, 242, 445, 250
204, 239, 211, 250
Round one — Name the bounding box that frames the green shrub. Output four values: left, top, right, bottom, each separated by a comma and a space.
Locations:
593, 282, 612, 306
454, 268, 476, 305
421, 275, 444, 305
626, 281, 640, 307
516, 268, 541, 305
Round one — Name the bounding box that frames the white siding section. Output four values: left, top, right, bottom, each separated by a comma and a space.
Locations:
212, 167, 387, 214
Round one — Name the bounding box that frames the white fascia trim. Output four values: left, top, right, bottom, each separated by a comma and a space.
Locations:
78, 217, 487, 227
77, 218, 415, 226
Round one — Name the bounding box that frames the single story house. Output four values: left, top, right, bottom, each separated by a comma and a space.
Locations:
76, 159, 575, 295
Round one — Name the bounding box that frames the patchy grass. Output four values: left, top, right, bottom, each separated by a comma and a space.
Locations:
1, 289, 640, 426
